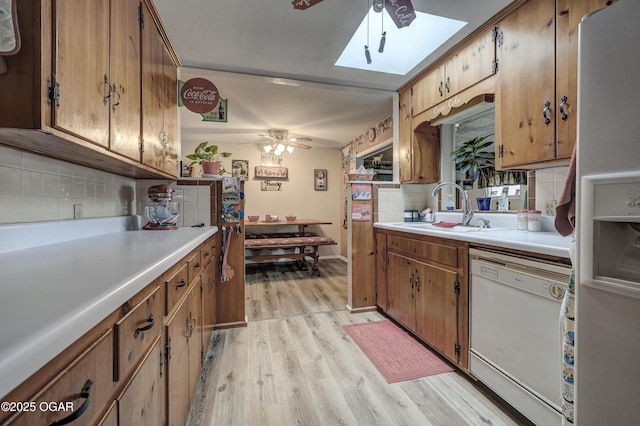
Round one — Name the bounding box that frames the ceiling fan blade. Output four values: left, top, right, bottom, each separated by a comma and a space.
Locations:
289, 137, 312, 142
289, 141, 312, 149
291, 0, 323, 11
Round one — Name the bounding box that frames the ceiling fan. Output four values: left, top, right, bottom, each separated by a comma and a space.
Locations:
260, 129, 312, 154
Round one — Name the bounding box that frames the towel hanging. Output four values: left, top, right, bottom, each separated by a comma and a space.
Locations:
0, 0, 21, 74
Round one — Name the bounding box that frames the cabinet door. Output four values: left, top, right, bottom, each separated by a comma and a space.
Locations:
411, 64, 445, 116
53, 0, 110, 148
165, 288, 192, 426
141, 1, 178, 177
555, 0, 618, 159
386, 252, 416, 331
445, 29, 496, 97
411, 122, 440, 184
161, 44, 179, 176
202, 261, 216, 351
496, 0, 556, 168
375, 232, 388, 310
109, 0, 142, 161
398, 88, 413, 183
188, 276, 203, 401
414, 260, 436, 344
117, 336, 164, 426
428, 264, 459, 363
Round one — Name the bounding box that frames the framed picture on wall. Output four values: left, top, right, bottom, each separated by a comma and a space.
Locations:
314, 169, 327, 191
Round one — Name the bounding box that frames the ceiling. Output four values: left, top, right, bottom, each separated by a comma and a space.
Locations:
153, 0, 513, 149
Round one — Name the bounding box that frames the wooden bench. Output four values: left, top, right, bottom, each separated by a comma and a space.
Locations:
244, 233, 337, 276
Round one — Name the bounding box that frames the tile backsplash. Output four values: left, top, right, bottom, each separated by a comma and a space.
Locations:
0, 145, 136, 224
534, 166, 570, 214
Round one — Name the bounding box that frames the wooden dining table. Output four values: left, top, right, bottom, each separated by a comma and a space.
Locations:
245, 218, 332, 234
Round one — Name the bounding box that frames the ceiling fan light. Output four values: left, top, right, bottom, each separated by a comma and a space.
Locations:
276, 143, 285, 151
264, 144, 272, 153
286, 145, 294, 154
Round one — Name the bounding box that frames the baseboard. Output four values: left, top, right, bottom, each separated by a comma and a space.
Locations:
213, 320, 247, 330
346, 305, 378, 313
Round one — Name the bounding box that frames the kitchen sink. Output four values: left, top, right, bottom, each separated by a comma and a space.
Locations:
396, 222, 513, 232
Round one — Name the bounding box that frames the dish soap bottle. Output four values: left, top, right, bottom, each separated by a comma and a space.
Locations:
498, 193, 509, 212
445, 194, 455, 211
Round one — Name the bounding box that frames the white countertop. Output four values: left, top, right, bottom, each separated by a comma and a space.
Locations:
374, 212, 572, 259
0, 217, 217, 398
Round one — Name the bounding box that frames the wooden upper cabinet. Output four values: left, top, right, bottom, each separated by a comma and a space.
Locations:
496, 0, 617, 169
141, 0, 179, 176
398, 88, 413, 182
412, 29, 496, 117
109, 0, 143, 161
495, 0, 556, 168
445, 30, 496, 99
0, 0, 178, 179
412, 64, 445, 117
555, 0, 618, 159
398, 89, 441, 184
53, 0, 111, 148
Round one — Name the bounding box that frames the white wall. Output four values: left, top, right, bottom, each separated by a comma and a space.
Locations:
182, 140, 343, 258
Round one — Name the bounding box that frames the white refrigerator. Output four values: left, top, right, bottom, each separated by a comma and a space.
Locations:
576, 1, 640, 425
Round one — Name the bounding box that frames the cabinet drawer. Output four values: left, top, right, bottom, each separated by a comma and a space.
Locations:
188, 250, 203, 282
114, 285, 163, 381
165, 262, 189, 314
7, 330, 114, 426
388, 235, 458, 268
202, 237, 216, 266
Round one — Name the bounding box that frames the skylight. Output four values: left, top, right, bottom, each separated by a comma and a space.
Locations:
335, 7, 467, 75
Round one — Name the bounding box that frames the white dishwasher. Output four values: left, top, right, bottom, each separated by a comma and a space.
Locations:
469, 248, 570, 426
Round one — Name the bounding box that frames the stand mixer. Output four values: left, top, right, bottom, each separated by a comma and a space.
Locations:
143, 184, 180, 230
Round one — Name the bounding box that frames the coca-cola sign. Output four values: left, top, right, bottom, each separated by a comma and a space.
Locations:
180, 78, 219, 114
385, 0, 416, 28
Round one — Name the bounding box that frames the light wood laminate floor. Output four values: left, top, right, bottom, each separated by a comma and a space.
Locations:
189, 259, 522, 426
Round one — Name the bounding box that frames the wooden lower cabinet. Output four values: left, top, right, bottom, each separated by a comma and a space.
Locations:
165, 280, 202, 426
377, 229, 468, 370
117, 336, 164, 425
5, 330, 114, 426
0, 238, 219, 426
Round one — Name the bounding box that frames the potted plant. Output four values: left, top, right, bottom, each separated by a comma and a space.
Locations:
451, 134, 495, 210
186, 141, 232, 176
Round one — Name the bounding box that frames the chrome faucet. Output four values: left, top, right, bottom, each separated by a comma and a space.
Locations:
432, 182, 474, 226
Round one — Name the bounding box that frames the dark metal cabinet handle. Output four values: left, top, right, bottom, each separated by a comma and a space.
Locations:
559, 96, 568, 121
102, 75, 110, 106
438, 81, 443, 97
410, 272, 414, 288
175, 279, 187, 290
134, 315, 154, 338
445, 76, 451, 93
110, 84, 121, 113
415, 274, 421, 292
49, 380, 93, 425
193, 262, 200, 269
543, 100, 551, 125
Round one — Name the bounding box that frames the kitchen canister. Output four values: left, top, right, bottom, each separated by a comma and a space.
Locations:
404, 209, 419, 222
527, 210, 542, 232
517, 210, 529, 231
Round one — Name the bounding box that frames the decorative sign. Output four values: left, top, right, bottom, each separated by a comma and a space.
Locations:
351, 183, 372, 200
352, 204, 372, 222
232, 159, 248, 178
314, 169, 327, 191
180, 78, 219, 113
348, 116, 392, 155
261, 180, 282, 191
291, 0, 323, 10
385, 0, 416, 28
255, 166, 288, 179
178, 78, 228, 122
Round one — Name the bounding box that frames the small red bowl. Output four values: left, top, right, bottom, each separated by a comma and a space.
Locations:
247, 215, 259, 222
